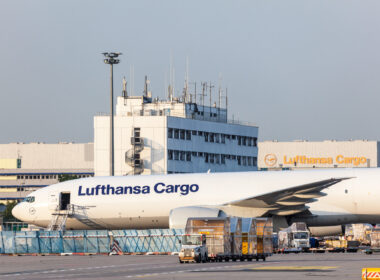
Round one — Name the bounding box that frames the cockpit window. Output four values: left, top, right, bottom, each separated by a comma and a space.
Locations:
24, 196, 35, 203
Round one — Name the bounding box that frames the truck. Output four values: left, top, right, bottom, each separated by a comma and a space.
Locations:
278, 222, 310, 253
178, 234, 208, 263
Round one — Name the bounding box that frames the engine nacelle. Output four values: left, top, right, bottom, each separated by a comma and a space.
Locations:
169, 206, 226, 229
309, 225, 344, 237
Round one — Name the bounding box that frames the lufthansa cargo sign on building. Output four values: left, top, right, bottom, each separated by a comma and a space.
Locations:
258, 140, 380, 169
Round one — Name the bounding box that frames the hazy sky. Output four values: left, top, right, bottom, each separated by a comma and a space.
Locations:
1, 0, 380, 143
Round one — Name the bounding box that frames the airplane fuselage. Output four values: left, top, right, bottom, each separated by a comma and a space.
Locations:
12, 168, 380, 230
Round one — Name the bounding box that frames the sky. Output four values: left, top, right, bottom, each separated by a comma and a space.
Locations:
1, 0, 380, 143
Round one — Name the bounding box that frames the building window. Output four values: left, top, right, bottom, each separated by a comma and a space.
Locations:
210, 154, 214, 164
180, 130, 185, 140
180, 151, 185, 161
253, 157, 257, 166
243, 157, 247, 166
242, 137, 247, 146
232, 135, 236, 140
168, 150, 173, 160
221, 155, 226, 164
204, 132, 209, 142
192, 152, 197, 156
215, 134, 220, 143
174, 150, 179, 160
232, 155, 236, 160
186, 152, 191, 161
215, 154, 220, 164
210, 133, 215, 143
198, 131, 203, 136
248, 138, 252, 146
205, 153, 209, 163
238, 136, 241, 146
221, 134, 226, 144
186, 130, 191, 140
174, 129, 179, 139
198, 152, 203, 157
253, 137, 257, 147
237, 156, 241, 165
192, 130, 197, 135
248, 157, 252, 166
168, 128, 173, 138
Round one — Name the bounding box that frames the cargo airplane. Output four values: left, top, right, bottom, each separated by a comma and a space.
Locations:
12, 168, 380, 235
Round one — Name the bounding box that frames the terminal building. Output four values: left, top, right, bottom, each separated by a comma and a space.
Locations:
94, 77, 259, 176
258, 140, 380, 170
0, 143, 94, 202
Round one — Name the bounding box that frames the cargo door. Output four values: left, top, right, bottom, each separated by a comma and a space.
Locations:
48, 193, 59, 211
60, 192, 71, 210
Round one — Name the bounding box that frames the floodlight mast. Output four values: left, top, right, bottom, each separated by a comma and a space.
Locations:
103, 52, 122, 176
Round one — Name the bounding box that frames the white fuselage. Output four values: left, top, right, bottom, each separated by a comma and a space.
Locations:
12, 168, 380, 230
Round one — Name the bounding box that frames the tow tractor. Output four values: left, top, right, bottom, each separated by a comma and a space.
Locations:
178, 234, 208, 263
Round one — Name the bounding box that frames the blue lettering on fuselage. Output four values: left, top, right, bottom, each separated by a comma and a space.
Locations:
78, 183, 199, 196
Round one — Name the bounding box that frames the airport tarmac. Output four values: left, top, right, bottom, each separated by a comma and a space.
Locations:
0, 253, 378, 280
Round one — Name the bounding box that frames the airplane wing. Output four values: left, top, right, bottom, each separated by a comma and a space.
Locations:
225, 177, 353, 216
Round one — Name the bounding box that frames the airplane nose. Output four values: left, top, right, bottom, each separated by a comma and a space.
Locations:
12, 203, 23, 221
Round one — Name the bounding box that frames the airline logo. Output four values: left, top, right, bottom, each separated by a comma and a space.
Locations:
78, 182, 199, 196
264, 154, 277, 167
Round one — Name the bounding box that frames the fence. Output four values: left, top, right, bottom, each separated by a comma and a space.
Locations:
0, 229, 184, 254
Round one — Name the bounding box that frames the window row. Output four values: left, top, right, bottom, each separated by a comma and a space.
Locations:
167, 128, 257, 146
16, 174, 92, 180
168, 149, 257, 166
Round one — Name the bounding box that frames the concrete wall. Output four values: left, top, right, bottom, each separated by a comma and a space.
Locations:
0, 143, 94, 170
94, 115, 259, 176
94, 115, 167, 176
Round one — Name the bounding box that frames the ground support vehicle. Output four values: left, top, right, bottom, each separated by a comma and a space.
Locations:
278, 222, 310, 253
178, 234, 208, 263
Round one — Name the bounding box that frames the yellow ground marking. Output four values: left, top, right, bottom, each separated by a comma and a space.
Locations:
251, 266, 337, 271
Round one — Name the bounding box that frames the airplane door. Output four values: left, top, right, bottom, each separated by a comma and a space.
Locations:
48, 193, 59, 211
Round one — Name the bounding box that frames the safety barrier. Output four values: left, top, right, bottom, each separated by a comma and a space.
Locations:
0, 229, 184, 254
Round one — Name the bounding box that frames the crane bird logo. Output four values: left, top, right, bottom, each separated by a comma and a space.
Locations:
264, 154, 277, 167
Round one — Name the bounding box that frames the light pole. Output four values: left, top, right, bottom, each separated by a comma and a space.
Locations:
102, 52, 121, 176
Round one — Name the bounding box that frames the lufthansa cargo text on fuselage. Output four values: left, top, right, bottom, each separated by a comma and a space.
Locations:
78, 182, 199, 197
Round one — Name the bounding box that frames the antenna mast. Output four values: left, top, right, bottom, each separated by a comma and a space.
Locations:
209, 81, 214, 117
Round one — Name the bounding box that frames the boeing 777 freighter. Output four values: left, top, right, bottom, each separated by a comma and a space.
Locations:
11, 168, 380, 235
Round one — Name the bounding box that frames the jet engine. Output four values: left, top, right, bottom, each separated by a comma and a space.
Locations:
308, 225, 344, 237
169, 206, 226, 229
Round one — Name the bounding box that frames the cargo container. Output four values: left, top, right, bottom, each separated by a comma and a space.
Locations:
255, 218, 273, 260
184, 217, 231, 261
241, 217, 257, 261
230, 217, 242, 261
365, 227, 380, 254
181, 217, 272, 263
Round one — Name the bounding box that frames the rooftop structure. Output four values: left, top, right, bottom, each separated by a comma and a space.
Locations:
94, 76, 258, 176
